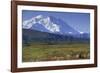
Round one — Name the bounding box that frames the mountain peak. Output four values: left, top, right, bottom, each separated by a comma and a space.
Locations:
23, 15, 79, 35
23, 15, 60, 33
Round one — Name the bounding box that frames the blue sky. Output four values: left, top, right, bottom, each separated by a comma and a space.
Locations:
22, 10, 90, 33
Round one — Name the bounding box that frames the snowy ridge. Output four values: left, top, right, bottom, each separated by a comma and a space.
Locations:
23, 15, 60, 33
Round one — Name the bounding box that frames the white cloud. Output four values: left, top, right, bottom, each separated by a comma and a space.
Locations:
80, 32, 84, 34
68, 32, 72, 34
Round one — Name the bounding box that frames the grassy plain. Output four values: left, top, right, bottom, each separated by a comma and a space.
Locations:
22, 42, 90, 62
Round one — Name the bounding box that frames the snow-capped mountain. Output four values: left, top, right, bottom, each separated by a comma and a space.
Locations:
23, 15, 60, 33
22, 15, 79, 35
22, 15, 90, 44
